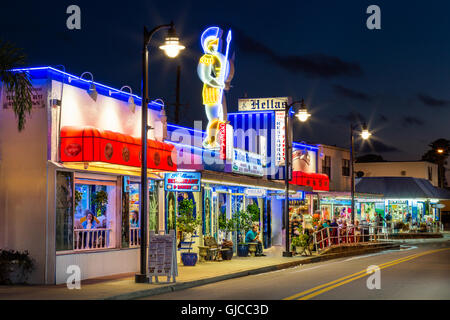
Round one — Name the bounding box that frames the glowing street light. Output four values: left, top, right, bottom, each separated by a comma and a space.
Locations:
159, 25, 185, 58
350, 122, 372, 223
283, 99, 311, 257
136, 21, 183, 284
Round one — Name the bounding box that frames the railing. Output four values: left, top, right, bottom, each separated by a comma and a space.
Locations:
312, 225, 389, 253
74, 228, 112, 251
129, 227, 141, 247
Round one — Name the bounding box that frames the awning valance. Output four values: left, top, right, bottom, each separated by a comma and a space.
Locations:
201, 170, 312, 192
289, 171, 330, 191
60, 126, 177, 172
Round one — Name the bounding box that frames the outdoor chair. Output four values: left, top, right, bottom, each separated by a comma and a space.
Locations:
198, 236, 229, 261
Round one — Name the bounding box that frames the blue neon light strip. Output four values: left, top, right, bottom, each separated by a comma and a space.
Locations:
10, 66, 164, 109
292, 142, 319, 150
167, 123, 206, 135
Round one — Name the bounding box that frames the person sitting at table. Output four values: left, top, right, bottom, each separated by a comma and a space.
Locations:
245, 225, 265, 256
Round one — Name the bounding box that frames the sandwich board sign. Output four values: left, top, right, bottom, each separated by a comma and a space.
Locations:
148, 230, 178, 283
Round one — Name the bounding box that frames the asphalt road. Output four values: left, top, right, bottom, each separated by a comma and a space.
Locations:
140, 240, 450, 300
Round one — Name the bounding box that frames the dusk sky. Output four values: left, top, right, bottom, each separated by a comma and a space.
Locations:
2, 0, 449, 161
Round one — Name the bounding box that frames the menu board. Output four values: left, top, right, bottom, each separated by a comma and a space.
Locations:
148, 230, 177, 283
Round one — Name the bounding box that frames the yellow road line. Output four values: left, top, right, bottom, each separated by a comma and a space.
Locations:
284, 247, 449, 300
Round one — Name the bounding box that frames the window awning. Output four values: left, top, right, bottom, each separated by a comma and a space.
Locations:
289, 171, 330, 191
60, 126, 177, 172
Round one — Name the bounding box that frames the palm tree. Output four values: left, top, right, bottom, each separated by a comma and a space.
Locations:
0, 40, 33, 131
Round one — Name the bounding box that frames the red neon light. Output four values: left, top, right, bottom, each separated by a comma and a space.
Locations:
60, 126, 177, 171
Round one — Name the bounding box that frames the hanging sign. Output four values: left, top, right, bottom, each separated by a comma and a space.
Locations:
165, 172, 201, 192
238, 97, 288, 111
245, 188, 266, 197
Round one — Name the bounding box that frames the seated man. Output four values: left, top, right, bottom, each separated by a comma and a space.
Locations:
245, 225, 265, 256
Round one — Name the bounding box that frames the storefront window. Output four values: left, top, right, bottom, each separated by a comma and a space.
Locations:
56, 171, 74, 251
73, 178, 117, 250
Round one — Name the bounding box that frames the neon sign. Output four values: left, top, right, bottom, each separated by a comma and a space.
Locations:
197, 26, 233, 149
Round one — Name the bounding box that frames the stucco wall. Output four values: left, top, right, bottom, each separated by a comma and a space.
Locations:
0, 78, 50, 284
355, 161, 439, 187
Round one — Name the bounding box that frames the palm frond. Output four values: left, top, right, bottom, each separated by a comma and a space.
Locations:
0, 39, 33, 131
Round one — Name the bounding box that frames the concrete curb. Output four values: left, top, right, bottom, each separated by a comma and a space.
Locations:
105, 242, 399, 300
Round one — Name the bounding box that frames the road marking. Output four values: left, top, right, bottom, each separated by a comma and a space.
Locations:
283, 247, 449, 300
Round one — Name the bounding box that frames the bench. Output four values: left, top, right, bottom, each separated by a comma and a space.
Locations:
198, 236, 229, 261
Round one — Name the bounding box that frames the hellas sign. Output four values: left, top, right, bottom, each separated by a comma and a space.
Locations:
238, 97, 289, 111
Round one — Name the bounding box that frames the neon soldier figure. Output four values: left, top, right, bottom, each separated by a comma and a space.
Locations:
197, 27, 232, 149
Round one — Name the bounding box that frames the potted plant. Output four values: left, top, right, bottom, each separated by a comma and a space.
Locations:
91, 189, 108, 218
220, 218, 236, 260
176, 199, 201, 266
247, 203, 260, 224
234, 210, 253, 257
401, 222, 410, 233
291, 233, 310, 255
0, 249, 35, 284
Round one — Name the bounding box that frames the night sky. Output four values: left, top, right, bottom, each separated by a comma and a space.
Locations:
2, 0, 449, 161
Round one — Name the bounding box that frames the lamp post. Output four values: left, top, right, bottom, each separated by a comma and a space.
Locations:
283, 99, 311, 257
350, 123, 371, 224
136, 22, 184, 284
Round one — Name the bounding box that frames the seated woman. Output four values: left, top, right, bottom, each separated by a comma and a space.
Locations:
81, 210, 97, 248
130, 210, 140, 246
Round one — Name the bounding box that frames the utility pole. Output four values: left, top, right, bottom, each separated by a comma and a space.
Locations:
175, 65, 181, 124
169, 65, 188, 124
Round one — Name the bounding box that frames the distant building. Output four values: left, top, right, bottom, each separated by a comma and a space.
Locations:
355, 161, 439, 187
317, 144, 351, 192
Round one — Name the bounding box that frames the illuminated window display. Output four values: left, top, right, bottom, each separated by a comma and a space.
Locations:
74, 177, 117, 250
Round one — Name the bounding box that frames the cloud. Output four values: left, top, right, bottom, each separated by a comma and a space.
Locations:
336, 111, 367, 123
417, 93, 450, 108
234, 28, 363, 78
402, 116, 425, 127
333, 85, 372, 101
357, 140, 399, 153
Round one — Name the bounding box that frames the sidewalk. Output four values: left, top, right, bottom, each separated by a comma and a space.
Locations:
0, 243, 398, 300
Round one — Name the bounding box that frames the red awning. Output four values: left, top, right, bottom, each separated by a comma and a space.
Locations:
60, 126, 177, 172
289, 171, 329, 191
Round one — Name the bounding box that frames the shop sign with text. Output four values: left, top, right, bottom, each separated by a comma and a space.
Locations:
165, 172, 201, 192
232, 148, 263, 177
238, 97, 289, 111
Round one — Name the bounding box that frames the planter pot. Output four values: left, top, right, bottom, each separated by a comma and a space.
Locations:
221, 248, 233, 260
237, 244, 249, 257
181, 252, 198, 266
0, 261, 26, 284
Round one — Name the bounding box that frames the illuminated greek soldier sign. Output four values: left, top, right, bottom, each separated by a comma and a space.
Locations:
197, 26, 234, 149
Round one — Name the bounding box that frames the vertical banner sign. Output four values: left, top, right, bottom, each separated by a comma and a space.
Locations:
219, 122, 234, 161
226, 124, 234, 160
219, 122, 226, 160
275, 111, 286, 166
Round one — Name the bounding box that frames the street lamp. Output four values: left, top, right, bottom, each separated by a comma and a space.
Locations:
283, 99, 310, 257
136, 21, 184, 284
350, 123, 371, 224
